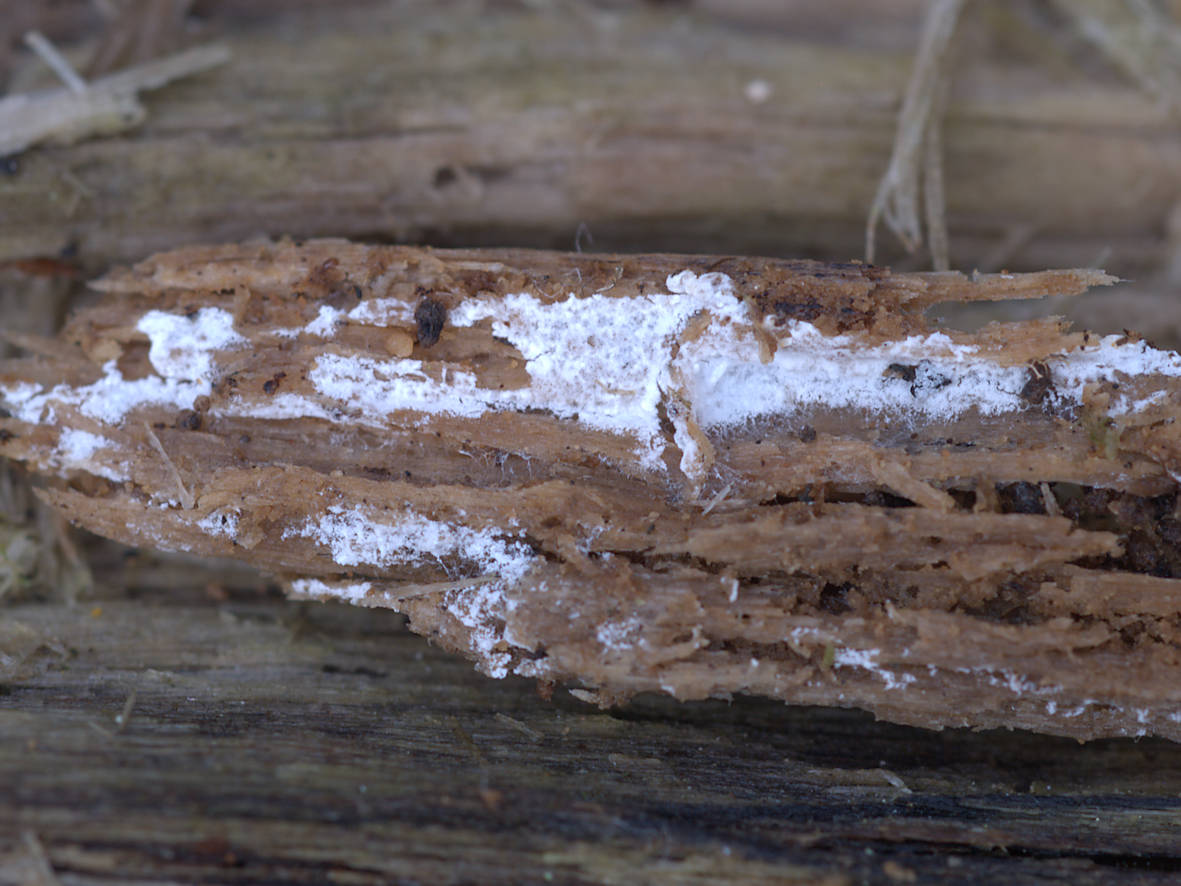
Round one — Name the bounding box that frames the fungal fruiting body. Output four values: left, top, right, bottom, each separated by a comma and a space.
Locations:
4, 240, 1181, 740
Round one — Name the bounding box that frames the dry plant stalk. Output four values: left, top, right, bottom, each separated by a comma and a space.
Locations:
4, 240, 1181, 740
0, 38, 228, 157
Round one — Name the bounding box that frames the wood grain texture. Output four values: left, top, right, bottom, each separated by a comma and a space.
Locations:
2, 587, 1181, 885
2, 0, 1180, 281
5, 240, 1181, 744
5, 5, 1181, 879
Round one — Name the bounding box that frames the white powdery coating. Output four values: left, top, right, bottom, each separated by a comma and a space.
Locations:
221, 391, 333, 421
348, 298, 415, 326
308, 353, 504, 424
285, 505, 534, 679
287, 504, 535, 583
304, 306, 345, 337
3, 362, 211, 426
832, 647, 916, 691
8, 275, 1180, 484
447, 270, 749, 470
58, 427, 107, 461
1055, 337, 1181, 413
265, 299, 403, 341
789, 627, 914, 691
274, 270, 1181, 475
677, 323, 1181, 432
52, 428, 128, 481
290, 577, 374, 604
137, 307, 244, 381
3, 308, 245, 428
677, 323, 1026, 428
197, 507, 240, 539
0, 380, 41, 413
596, 616, 645, 651
444, 583, 514, 678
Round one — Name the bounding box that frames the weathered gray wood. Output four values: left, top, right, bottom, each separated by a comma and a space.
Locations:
2, 0, 1180, 282
2, 580, 1181, 884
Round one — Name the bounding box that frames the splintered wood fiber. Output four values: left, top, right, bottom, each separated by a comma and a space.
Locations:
5, 239, 1181, 740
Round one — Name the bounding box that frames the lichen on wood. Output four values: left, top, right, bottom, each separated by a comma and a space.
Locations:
4, 239, 1181, 740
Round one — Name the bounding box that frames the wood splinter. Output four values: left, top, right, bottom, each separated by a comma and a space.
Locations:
5, 239, 1181, 741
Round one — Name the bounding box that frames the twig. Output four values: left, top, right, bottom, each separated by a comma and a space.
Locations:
866, 0, 965, 266
0, 40, 229, 157
921, 75, 950, 271
114, 688, 137, 733
494, 711, 542, 741
21, 831, 62, 886
143, 422, 194, 509
700, 482, 733, 516
447, 715, 489, 765
1053, 0, 1181, 115
23, 31, 88, 95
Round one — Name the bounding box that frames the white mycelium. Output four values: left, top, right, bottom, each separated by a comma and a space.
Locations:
302, 271, 1181, 481
282, 504, 536, 677
4, 267, 1181, 606
51, 428, 128, 481
1, 307, 245, 427
138, 307, 244, 381
289, 577, 375, 605
285, 504, 533, 578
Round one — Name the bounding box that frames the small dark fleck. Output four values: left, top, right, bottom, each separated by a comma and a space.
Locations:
1001, 482, 1045, 515
773, 300, 823, 322
0, 155, 18, 176
1020, 360, 1054, 406
322, 663, 387, 678
818, 583, 852, 614
909, 360, 952, 396
0, 429, 15, 444
353, 284, 363, 300
262, 371, 286, 395
415, 297, 447, 347
323, 288, 356, 310
883, 363, 917, 382
177, 410, 202, 431
799, 425, 817, 443
433, 166, 458, 187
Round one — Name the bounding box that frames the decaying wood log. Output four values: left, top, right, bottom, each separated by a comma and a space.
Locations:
4, 239, 1181, 741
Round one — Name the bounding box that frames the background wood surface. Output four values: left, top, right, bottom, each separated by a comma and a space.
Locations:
5, 578, 1181, 885
5, 2, 1181, 883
